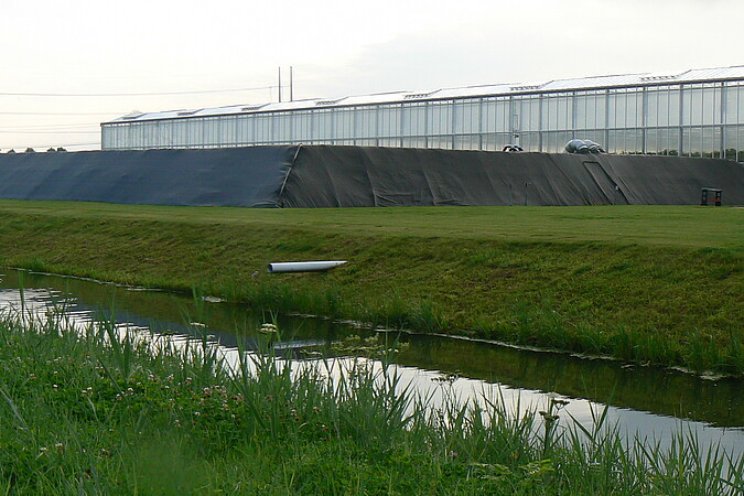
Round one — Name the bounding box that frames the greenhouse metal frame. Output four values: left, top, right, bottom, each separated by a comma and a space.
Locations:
101, 65, 744, 160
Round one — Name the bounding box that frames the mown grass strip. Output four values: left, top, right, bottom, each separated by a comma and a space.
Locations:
0, 201, 742, 374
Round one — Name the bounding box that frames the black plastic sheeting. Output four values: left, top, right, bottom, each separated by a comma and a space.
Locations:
0, 145, 742, 207
0, 147, 297, 207
281, 146, 744, 207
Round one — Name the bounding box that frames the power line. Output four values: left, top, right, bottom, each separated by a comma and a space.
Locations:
0, 130, 97, 134
0, 111, 118, 116
0, 85, 277, 98
0, 124, 98, 131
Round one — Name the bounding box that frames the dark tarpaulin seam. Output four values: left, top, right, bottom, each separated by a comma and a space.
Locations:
277, 144, 303, 207
595, 157, 631, 204
545, 154, 592, 205
581, 159, 630, 205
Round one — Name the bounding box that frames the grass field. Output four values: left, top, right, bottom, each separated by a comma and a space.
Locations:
1, 310, 742, 494
1, 200, 742, 248
0, 200, 742, 374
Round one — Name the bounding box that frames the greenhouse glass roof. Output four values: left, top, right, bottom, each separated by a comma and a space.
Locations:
103, 65, 744, 124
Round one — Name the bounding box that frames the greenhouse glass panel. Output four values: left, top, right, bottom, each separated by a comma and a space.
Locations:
255, 115, 271, 143
292, 111, 311, 141
379, 106, 401, 138
542, 131, 572, 152
378, 137, 400, 147
236, 116, 255, 145
666, 127, 680, 156
428, 135, 453, 150
517, 97, 540, 131
145, 123, 155, 148
558, 96, 572, 130
159, 121, 173, 148
157, 124, 168, 148
701, 85, 721, 125
312, 110, 333, 141
625, 92, 642, 128
542, 95, 571, 131
646, 129, 658, 154
452, 99, 479, 135
574, 94, 589, 129
185, 120, 199, 147
481, 99, 497, 133
428, 102, 452, 136
276, 114, 292, 142
355, 108, 377, 139
608, 91, 626, 129
576, 92, 607, 130
738, 126, 744, 161
683, 86, 704, 126
594, 92, 607, 130
702, 127, 722, 158
606, 130, 620, 153
333, 109, 354, 139
172, 120, 186, 146
481, 133, 498, 151
453, 134, 477, 150
543, 97, 557, 131
724, 85, 740, 125
203, 119, 217, 146
682, 127, 703, 157
627, 129, 643, 154
734, 126, 744, 160
116, 125, 129, 149
668, 89, 681, 126
402, 137, 427, 148
611, 91, 642, 129
646, 90, 659, 127
401, 103, 426, 137
519, 131, 539, 151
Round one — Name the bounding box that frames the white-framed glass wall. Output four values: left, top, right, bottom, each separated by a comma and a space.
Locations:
101, 80, 744, 160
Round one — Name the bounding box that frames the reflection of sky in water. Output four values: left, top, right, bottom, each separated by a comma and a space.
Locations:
1, 279, 743, 463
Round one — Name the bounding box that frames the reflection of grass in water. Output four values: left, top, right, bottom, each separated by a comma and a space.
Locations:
0, 308, 742, 494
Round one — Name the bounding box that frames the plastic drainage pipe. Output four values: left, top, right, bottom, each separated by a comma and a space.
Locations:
267, 260, 347, 273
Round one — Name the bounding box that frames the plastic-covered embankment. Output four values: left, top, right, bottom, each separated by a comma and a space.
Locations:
279, 146, 744, 207
0, 147, 297, 207
0, 145, 742, 207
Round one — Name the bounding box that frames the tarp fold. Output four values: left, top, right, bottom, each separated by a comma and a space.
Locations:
0, 145, 742, 207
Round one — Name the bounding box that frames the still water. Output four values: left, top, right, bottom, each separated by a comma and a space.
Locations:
1, 269, 743, 458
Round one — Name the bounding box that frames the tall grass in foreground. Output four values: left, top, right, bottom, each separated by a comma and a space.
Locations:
0, 309, 742, 495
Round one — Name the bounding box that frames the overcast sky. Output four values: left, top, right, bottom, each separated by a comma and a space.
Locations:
1, 0, 741, 150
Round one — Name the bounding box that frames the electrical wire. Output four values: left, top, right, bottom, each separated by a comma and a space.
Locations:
0, 85, 277, 98
0, 111, 120, 116
0, 124, 98, 131
0, 130, 97, 134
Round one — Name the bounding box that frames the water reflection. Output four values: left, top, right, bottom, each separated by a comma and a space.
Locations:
0, 269, 742, 459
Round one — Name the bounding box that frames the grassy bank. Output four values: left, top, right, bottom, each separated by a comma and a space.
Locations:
1, 308, 742, 494
0, 200, 742, 374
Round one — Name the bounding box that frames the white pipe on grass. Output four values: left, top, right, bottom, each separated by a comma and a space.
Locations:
267, 261, 347, 273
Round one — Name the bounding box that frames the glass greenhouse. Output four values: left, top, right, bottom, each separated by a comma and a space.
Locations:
101, 65, 744, 160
